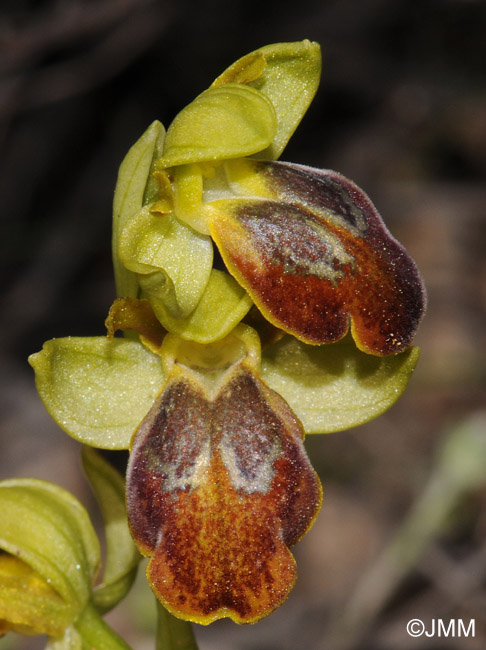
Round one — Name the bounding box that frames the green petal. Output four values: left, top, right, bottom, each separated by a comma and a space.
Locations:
261, 335, 420, 434
147, 269, 252, 343
119, 208, 213, 318
214, 40, 321, 160
0, 480, 100, 622
113, 120, 166, 298
82, 448, 140, 614
159, 84, 276, 168
29, 337, 165, 449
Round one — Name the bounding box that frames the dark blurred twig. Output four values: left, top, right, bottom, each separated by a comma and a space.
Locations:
2, 4, 170, 111
0, 0, 155, 76
0, 0, 172, 151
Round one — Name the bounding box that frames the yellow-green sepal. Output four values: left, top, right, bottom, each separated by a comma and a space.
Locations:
213, 40, 321, 160
261, 335, 420, 433
82, 448, 140, 614
159, 84, 277, 168
28, 337, 166, 449
0, 479, 100, 636
147, 269, 252, 343
113, 120, 166, 298
119, 207, 213, 318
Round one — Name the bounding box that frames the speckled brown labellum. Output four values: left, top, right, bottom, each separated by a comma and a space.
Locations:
210, 160, 426, 355
126, 355, 322, 624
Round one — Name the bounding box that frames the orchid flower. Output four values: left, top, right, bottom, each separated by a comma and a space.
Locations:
29, 41, 426, 626
0, 449, 138, 649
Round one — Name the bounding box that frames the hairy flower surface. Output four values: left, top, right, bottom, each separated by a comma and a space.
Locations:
208, 159, 424, 354
29, 40, 426, 626
127, 326, 322, 623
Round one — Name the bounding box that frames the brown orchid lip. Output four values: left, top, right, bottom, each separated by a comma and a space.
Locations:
209, 160, 426, 355
126, 350, 322, 624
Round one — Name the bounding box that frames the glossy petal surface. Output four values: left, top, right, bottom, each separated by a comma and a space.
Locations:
29, 337, 165, 449
159, 85, 276, 168
127, 331, 321, 624
210, 160, 426, 355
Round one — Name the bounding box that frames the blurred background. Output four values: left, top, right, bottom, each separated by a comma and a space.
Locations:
0, 0, 485, 648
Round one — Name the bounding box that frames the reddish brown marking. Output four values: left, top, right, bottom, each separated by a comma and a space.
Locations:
126, 366, 321, 624
211, 162, 426, 355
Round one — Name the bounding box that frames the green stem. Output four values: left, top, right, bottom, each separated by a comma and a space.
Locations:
75, 602, 133, 650
156, 601, 199, 650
